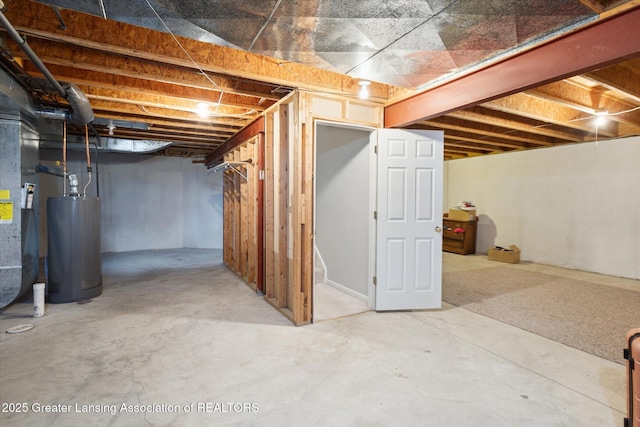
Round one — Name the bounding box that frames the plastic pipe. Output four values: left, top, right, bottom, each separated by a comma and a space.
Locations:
33, 283, 45, 317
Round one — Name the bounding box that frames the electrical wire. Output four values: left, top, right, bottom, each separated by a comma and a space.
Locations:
83, 124, 92, 197
345, 0, 463, 76
84, 124, 91, 168
248, 0, 282, 52
98, 0, 107, 19
142, 0, 223, 101
63, 121, 67, 196
88, 123, 101, 198
83, 172, 92, 197
608, 105, 640, 116
568, 105, 640, 122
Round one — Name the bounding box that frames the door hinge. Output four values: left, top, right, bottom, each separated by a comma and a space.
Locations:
373, 276, 377, 285
373, 211, 377, 220
374, 145, 378, 154
259, 170, 265, 180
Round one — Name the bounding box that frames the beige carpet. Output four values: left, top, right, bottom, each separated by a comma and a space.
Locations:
443, 266, 640, 364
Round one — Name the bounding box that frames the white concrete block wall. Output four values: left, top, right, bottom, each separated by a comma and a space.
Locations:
181, 157, 223, 249
39, 149, 223, 254
444, 136, 640, 280
39, 135, 639, 281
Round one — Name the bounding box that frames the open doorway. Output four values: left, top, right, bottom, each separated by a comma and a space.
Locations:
313, 122, 375, 322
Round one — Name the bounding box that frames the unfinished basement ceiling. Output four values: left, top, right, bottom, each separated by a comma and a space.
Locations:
1, 0, 639, 158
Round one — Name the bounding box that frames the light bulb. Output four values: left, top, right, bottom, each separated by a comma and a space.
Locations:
594, 109, 608, 127
196, 102, 209, 118
358, 81, 371, 99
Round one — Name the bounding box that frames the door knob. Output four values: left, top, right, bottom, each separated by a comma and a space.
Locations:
435, 226, 442, 232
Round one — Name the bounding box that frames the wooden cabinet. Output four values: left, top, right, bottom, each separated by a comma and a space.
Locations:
442, 216, 478, 255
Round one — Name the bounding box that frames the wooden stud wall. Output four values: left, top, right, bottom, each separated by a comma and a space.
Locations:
222, 154, 235, 266
222, 138, 259, 290
264, 100, 294, 320
264, 113, 275, 298
222, 90, 382, 325
258, 90, 383, 325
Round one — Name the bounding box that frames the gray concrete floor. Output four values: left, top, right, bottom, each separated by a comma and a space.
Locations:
0, 249, 634, 426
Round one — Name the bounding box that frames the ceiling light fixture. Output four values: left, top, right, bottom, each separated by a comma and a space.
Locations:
358, 80, 371, 100
594, 108, 608, 127
196, 102, 210, 118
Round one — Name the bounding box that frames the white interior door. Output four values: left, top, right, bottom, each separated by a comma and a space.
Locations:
375, 129, 443, 311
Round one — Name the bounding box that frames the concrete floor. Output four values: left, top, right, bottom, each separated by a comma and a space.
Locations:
0, 249, 634, 427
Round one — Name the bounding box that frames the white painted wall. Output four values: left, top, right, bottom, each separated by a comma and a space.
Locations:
39, 149, 223, 254
444, 136, 640, 280
316, 125, 371, 297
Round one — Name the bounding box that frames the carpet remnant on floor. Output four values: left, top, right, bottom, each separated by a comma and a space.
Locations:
443, 266, 640, 364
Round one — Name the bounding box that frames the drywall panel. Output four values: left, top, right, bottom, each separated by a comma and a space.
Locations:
444, 136, 640, 280
39, 150, 222, 253
311, 97, 343, 119
348, 102, 380, 124
316, 125, 371, 297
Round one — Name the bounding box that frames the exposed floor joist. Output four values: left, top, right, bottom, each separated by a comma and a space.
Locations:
387, 4, 640, 159
1, 0, 638, 159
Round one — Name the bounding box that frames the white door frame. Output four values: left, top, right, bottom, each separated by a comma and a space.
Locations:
313, 120, 377, 311
312, 123, 444, 313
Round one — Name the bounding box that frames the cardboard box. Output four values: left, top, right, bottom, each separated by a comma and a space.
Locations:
488, 245, 521, 264
448, 208, 476, 222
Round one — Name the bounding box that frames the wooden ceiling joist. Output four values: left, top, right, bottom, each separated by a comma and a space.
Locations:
444, 141, 499, 153
99, 125, 231, 141
80, 86, 260, 117
11, 39, 284, 102
4, 0, 390, 99
2, 0, 638, 160
526, 81, 640, 129
417, 125, 551, 151
583, 61, 640, 103
86, 99, 253, 126
482, 93, 619, 137
22, 64, 276, 111
420, 116, 560, 146
447, 108, 585, 142
578, 0, 608, 13
91, 112, 242, 135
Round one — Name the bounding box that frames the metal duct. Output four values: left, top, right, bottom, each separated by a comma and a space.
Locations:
0, 105, 39, 309
37, 164, 80, 196
62, 83, 94, 125
0, 7, 94, 126
40, 133, 173, 154
34, 89, 94, 125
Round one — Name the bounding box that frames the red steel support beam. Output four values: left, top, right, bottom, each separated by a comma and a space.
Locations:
385, 6, 640, 128
205, 116, 265, 167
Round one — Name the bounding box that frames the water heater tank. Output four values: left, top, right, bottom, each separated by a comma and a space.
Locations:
47, 196, 102, 303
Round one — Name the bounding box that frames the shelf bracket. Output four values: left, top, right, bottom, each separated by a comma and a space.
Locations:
207, 159, 252, 180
